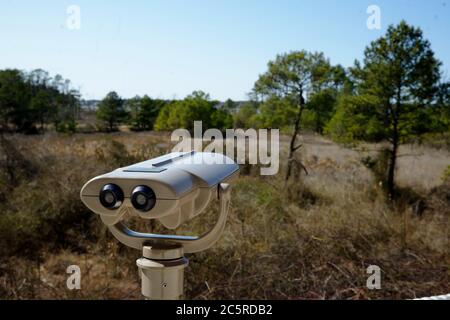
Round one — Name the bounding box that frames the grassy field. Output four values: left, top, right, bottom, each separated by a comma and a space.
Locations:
0, 131, 448, 299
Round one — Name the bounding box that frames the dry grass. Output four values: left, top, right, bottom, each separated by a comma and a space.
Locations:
0, 132, 448, 300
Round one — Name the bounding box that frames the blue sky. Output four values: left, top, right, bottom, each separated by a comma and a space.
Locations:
0, 0, 449, 100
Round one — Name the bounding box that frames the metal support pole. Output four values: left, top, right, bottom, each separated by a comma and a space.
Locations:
136, 243, 189, 300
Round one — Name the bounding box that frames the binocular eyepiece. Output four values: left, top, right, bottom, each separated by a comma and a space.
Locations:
99, 184, 156, 212
99, 184, 124, 210
131, 185, 156, 212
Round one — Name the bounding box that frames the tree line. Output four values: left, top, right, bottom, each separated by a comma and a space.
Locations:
1, 21, 448, 198
249, 21, 449, 198
95, 90, 234, 132
0, 69, 80, 133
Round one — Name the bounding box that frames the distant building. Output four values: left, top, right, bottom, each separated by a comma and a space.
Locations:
80, 99, 100, 111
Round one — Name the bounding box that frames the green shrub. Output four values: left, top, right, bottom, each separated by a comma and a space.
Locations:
443, 165, 450, 181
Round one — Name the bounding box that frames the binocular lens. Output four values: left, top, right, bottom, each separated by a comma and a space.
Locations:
99, 184, 124, 210
131, 186, 156, 212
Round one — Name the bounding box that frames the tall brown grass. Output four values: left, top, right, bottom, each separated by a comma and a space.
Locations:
0, 132, 448, 299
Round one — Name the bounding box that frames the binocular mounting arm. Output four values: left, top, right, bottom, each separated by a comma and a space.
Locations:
107, 183, 232, 254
